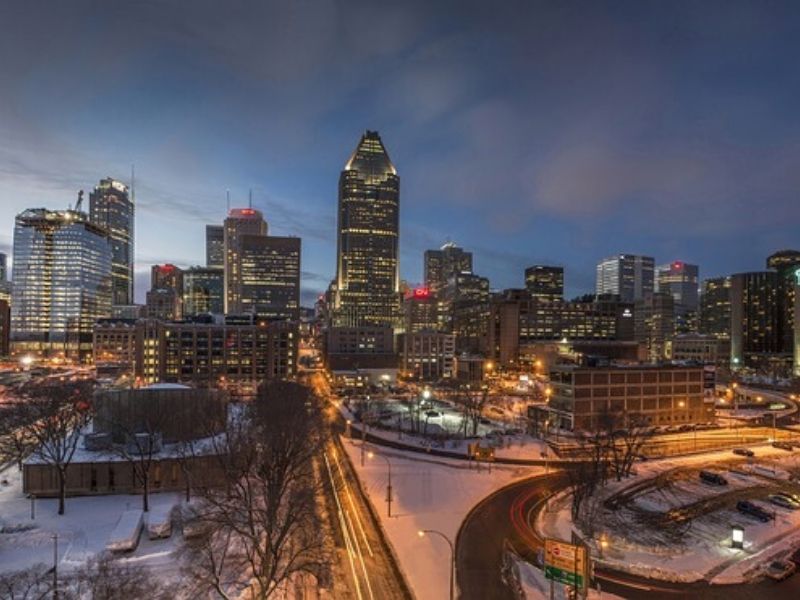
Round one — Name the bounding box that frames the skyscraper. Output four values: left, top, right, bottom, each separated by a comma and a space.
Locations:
11, 206, 112, 361
596, 254, 654, 303
424, 242, 473, 294
699, 277, 731, 339
223, 208, 268, 314
0, 252, 7, 282
524, 265, 564, 303
767, 250, 800, 355
206, 225, 224, 268
89, 177, 134, 306
656, 261, 699, 314
730, 271, 783, 369
238, 234, 301, 320
183, 267, 224, 316
333, 131, 400, 327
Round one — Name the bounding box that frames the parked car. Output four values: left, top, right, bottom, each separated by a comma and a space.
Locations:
425, 410, 441, 418
733, 448, 755, 457
769, 494, 800, 510
699, 471, 728, 486
765, 560, 796, 581
736, 500, 774, 522
772, 441, 794, 451
774, 492, 800, 505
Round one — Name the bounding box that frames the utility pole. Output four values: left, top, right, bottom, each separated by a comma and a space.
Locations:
52, 534, 59, 600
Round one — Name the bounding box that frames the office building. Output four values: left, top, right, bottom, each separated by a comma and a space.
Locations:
0, 299, 9, 357
238, 234, 301, 320
699, 277, 731, 339
524, 265, 564, 303
424, 242, 473, 294
634, 292, 675, 362
145, 287, 181, 321
224, 208, 268, 314
333, 131, 400, 327
11, 207, 112, 361
89, 178, 134, 306
93, 315, 297, 398
0, 252, 6, 282
488, 291, 635, 366
323, 325, 397, 384
767, 250, 800, 355
399, 331, 455, 381
730, 271, 785, 372
666, 334, 730, 366
0, 252, 10, 305
596, 254, 654, 302
183, 267, 224, 316
546, 364, 713, 432
151, 264, 183, 294
440, 272, 490, 354
403, 287, 440, 333
206, 224, 224, 268
657, 261, 699, 314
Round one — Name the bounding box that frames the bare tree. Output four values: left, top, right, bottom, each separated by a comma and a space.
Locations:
0, 403, 37, 470
183, 381, 329, 599
456, 385, 490, 437
568, 431, 610, 520
0, 564, 52, 600
602, 412, 653, 482
68, 554, 177, 600
16, 381, 93, 515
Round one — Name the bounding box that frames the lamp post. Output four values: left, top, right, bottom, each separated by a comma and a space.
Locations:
368, 451, 393, 517
52, 534, 59, 600
731, 525, 744, 549
418, 529, 454, 600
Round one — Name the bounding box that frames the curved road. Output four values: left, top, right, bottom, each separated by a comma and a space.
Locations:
456, 473, 800, 599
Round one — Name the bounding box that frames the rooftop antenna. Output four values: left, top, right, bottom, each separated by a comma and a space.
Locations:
248, 188, 253, 209
131, 164, 135, 204
226, 189, 231, 213
74, 190, 84, 213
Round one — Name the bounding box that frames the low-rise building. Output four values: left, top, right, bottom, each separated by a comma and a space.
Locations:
546, 363, 714, 432
398, 331, 455, 382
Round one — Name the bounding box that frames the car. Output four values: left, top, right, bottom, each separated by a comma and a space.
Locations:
765, 560, 796, 581
774, 492, 800, 505
737, 500, 774, 522
733, 448, 755, 457
699, 471, 728, 486
772, 441, 794, 451
425, 410, 441, 418
479, 418, 491, 425
769, 494, 800, 510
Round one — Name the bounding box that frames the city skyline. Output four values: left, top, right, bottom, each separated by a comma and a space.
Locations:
3, 2, 800, 306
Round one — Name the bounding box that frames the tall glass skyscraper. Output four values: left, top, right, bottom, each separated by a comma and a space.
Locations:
90, 177, 134, 305
11, 207, 112, 361
223, 208, 268, 314
334, 131, 400, 327
596, 254, 654, 303
206, 224, 224, 268
183, 266, 224, 316
424, 242, 473, 294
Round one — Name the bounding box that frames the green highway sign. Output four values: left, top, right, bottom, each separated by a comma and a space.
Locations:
544, 565, 584, 587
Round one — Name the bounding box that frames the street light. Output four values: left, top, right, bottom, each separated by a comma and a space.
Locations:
732, 525, 744, 549
368, 450, 393, 517
418, 529, 455, 600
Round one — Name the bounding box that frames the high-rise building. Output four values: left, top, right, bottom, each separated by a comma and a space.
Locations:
524, 265, 564, 303
699, 277, 731, 339
11, 207, 112, 361
224, 208, 268, 314
403, 287, 440, 333
89, 178, 134, 306
0, 252, 7, 282
767, 250, 800, 355
0, 299, 9, 357
656, 261, 699, 314
440, 272, 490, 354
730, 271, 783, 370
0, 252, 10, 305
206, 225, 224, 269
634, 292, 675, 362
238, 234, 301, 320
333, 131, 400, 327
146, 287, 181, 321
151, 264, 183, 294
183, 267, 224, 316
596, 254, 654, 303
424, 242, 473, 294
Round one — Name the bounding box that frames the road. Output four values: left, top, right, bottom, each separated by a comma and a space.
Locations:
456, 473, 800, 600
308, 371, 412, 600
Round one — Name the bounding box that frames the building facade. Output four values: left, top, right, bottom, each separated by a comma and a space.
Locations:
403, 287, 440, 333
205, 224, 224, 268
424, 242, 473, 294
548, 364, 712, 432
238, 234, 301, 320
596, 254, 654, 303
333, 131, 400, 327
730, 271, 785, 371
183, 267, 224, 316
524, 265, 564, 303
224, 208, 268, 314
634, 292, 675, 362
656, 261, 699, 314
11, 208, 112, 362
699, 277, 731, 339
89, 178, 134, 306
399, 331, 455, 381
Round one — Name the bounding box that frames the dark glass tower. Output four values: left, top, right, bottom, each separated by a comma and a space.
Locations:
89, 178, 134, 306
334, 131, 400, 327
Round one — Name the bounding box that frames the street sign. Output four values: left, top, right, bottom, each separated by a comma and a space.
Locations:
544, 538, 587, 588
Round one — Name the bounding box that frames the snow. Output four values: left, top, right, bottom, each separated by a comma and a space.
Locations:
513, 555, 625, 600
536, 446, 800, 585
0, 465, 182, 574
341, 436, 543, 600
107, 510, 144, 552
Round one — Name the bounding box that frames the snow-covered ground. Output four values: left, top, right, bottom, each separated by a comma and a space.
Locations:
341, 436, 543, 600
341, 402, 550, 461
0, 466, 182, 575
537, 446, 800, 584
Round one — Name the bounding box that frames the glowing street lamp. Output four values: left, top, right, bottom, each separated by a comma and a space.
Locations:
418, 529, 455, 600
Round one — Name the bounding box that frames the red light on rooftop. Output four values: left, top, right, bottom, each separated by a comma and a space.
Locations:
673, 261, 683, 270
413, 287, 430, 298
159, 264, 176, 273
240, 208, 255, 215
